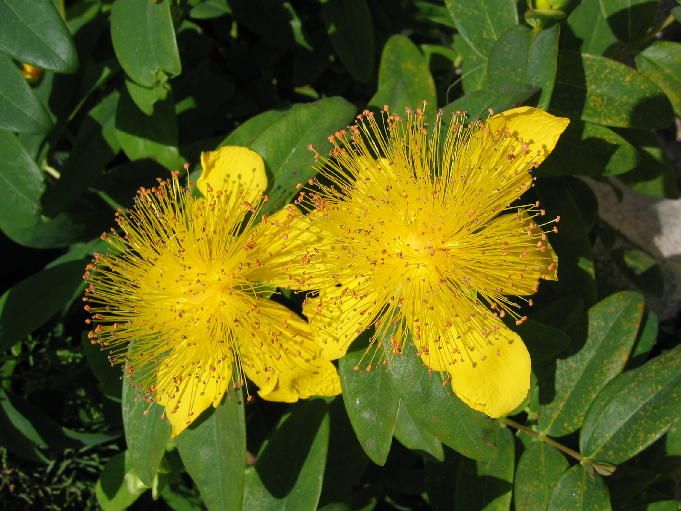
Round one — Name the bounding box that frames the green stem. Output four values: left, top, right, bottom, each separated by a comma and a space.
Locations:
498, 417, 584, 462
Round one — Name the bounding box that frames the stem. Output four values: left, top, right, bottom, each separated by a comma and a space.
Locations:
498, 417, 584, 462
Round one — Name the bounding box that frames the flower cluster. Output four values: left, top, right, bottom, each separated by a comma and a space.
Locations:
84, 106, 568, 435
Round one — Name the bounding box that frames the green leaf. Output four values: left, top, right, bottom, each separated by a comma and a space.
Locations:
611, 247, 664, 296
0, 55, 52, 133
616, 129, 679, 199
444, 0, 518, 56
551, 51, 674, 129
81, 332, 122, 401
628, 310, 658, 369
125, 80, 169, 116
514, 319, 571, 364
338, 337, 399, 465
580, 345, 681, 464
539, 121, 639, 177
487, 24, 560, 109
189, 0, 231, 19
538, 291, 644, 437
0, 0, 78, 72
219, 98, 356, 214
393, 401, 444, 461
453, 35, 487, 93
566, 0, 659, 57
95, 451, 147, 511
0, 129, 45, 231
321, 0, 374, 83
514, 442, 569, 511
441, 86, 538, 119
454, 425, 514, 510
0, 260, 86, 352
115, 88, 182, 170
381, 335, 498, 461
636, 41, 681, 117
535, 178, 597, 306
42, 91, 120, 215
243, 400, 329, 511
229, 0, 295, 49
110, 0, 181, 87
547, 465, 611, 511
122, 377, 171, 487
369, 35, 436, 114
177, 392, 246, 511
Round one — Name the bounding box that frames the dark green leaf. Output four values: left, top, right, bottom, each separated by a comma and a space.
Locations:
369, 34, 436, 113
339, 337, 399, 465
628, 310, 658, 369
551, 51, 674, 129
229, 0, 295, 48
566, 0, 659, 56
441, 86, 538, 119
487, 24, 560, 109
0, 260, 86, 352
453, 35, 487, 93
190, 0, 231, 19
95, 451, 147, 511
0, 0, 78, 72
454, 425, 514, 510
110, 0, 181, 87
393, 401, 444, 461
381, 336, 498, 461
514, 442, 569, 511
444, 0, 518, 56
219, 98, 356, 214
177, 392, 246, 511
0, 129, 45, 231
116, 88, 182, 169
81, 332, 122, 400
635, 41, 681, 117
538, 291, 644, 437
125, 80, 169, 116
243, 400, 329, 511
616, 129, 679, 199
580, 345, 681, 464
547, 465, 611, 511
514, 319, 571, 364
0, 55, 52, 133
539, 121, 639, 177
321, 0, 374, 83
611, 247, 665, 296
122, 377, 171, 487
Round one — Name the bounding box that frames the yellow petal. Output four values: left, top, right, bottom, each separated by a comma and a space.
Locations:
245, 205, 336, 291
198, 146, 267, 202
303, 281, 383, 360
155, 350, 233, 437
447, 322, 530, 418
238, 298, 341, 399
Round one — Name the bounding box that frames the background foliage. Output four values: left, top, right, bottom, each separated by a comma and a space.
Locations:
0, 0, 680, 509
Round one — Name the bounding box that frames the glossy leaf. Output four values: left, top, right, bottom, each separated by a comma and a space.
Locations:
551, 52, 674, 129
177, 392, 246, 511
444, 0, 518, 56
339, 338, 399, 466
0, 0, 78, 72
95, 451, 147, 511
487, 24, 560, 109
514, 442, 569, 511
115, 88, 182, 170
440, 86, 537, 119
220, 97, 356, 214
454, 425, 514, 510
0, 260, 86, 352
453, 35, 487, 93
0, 129, 45, 231
110, 0, 181, 87
567, 0, 659, 56
243, 400, 329, 511
628, 310, 659, 369
539, 291, 644, 437
0, 55, 52, 133
381, 337, 497, 461
540, 121, 639, 177
122, 377, 171, 487
369, 35, 437, 114
393, 401, 444, 461
636, 41, 681, 117
548, 465, 611, 511
580, 345, 681, 464
321, 0, 374, 83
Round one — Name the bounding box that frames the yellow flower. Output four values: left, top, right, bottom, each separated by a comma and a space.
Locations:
268, 105, 569, 418
83, 146, 340, 436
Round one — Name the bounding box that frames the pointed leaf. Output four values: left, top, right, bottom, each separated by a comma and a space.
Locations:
177, 392, 246, 511
548, 465, 611, 511
539, 291, 644, 437
636, 41, 681, 117
393, 401, 444, 461
444, 0, 517, 56
514, 442, 569, 511
0, 55, 52, 133
95, 451, 147, 511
